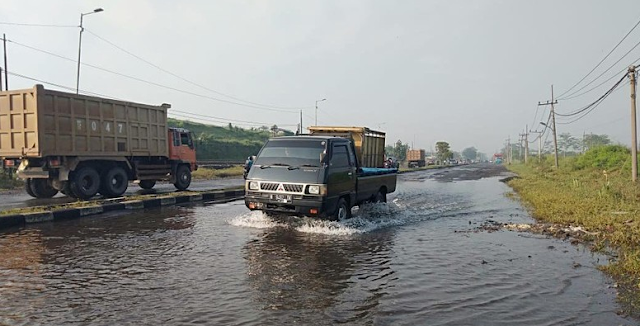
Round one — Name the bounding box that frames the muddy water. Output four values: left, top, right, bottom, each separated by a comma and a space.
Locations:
0, 164, 635, 325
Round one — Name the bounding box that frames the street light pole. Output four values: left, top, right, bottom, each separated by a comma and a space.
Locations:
76, 8, 104, 94
315, 98, 326, 126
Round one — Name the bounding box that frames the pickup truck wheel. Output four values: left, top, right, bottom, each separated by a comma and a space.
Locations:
70, 167, 101, 200
374, 189, 387, 203
139, 180, 156, 190
30, 179, 59, 198
333, 198, 351, 221
173, 165, 191, 191
100, 167, 128, 197
24, 179, 36, 198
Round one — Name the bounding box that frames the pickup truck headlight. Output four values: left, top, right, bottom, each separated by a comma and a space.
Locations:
249, 181, 259, 190
307, 185, 327, 195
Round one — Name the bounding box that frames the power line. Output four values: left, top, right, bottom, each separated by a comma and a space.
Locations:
1, 36, 300, 113
556, 15, 640, 99
556, 78, 628, 125
0, 21, 76, 28
558, 38, 640, 100
171, 109, 290, 127
556, 73, 627, 117
84, 29, 311, 111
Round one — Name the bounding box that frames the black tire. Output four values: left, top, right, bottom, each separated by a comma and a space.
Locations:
173, 165, 191, 191
139, 180, 156, 190
30, 179, 59, 198
332, 198, 351, 221
374, 189, 387, 203
100, 166, 128, 198
24, 179, 36, 198
61, 182, 77, 198
69, 166, 101, 200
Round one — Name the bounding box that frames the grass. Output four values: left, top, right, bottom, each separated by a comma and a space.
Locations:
192, 166, 244, 179
0, 170, 23, 190
506, 149, 640, 315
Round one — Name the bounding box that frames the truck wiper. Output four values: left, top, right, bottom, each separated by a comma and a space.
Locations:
288, 164, 320, 170
260, 163, 291, 169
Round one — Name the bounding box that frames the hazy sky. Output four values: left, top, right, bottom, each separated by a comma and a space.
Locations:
1, 0, 640, 155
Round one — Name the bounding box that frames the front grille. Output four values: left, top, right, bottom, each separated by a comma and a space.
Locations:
283, 184, 303, 192
260, 182, 279, 191
259, 182, 304, 193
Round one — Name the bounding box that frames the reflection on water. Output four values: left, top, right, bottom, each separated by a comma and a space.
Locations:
0, 167, 635, 325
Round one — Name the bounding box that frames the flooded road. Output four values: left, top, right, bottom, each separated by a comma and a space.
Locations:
0, 164, 634, 325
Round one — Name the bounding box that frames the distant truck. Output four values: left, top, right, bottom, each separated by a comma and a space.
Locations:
0, 85, 197, 199
244, 126, 397, 220
406, 149, 426, 168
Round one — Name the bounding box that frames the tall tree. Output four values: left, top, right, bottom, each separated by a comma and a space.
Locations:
436, 141, 452, 162
583, 133, 611, 151
462, 147, 478, 161
558, 133, 578, 157
393, 140, 409, 162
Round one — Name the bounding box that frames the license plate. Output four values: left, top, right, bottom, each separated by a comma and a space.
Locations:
272, 194, 292, 203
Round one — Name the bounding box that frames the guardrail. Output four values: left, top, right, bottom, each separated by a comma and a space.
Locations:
197, 160, 245, 168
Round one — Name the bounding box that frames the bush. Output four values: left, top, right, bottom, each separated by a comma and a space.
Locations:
573, 145, 630, 171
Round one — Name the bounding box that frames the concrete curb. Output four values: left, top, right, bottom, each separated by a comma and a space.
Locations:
0, 188, 245, 231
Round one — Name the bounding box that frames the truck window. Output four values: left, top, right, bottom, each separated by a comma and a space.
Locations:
181, 133, 190, 146
255, 139, 326, 166
173, 131, 180, 147
331, 145, 349, 168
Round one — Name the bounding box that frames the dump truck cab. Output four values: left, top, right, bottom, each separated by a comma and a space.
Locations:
168, 127, 197, 172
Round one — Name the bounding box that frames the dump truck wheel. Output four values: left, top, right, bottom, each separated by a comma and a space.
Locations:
173, 165, 191, 191
374, 189, 387, 203
24, 179, 36, 198
139, 180, 156, 190
30, 179, 59, 198
332, 198, 351, 221
100, 167, 128, 198
61, 182, 77, 198
70, 167, 101, 199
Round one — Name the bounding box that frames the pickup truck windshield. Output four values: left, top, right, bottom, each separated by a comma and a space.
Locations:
256, 139, 326, 167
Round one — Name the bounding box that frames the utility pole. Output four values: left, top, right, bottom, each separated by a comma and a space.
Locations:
3, 33, 7, 91
529, 129, 542, 163
629, 65, 638, 182
538, 85, 559, 168
523, 125, 529, 163
299, 110, 303, 134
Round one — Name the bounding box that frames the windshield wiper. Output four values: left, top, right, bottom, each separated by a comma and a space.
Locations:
260, 163, 291, 169
288, 164, 319, 170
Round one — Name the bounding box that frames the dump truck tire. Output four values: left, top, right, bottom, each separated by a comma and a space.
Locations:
173, 165, 191, 191
139, 180, 156, 190
24, 179, 36, 198
30, 179, 58, 198
100, 166, 128, 198
70, 166, 101, 200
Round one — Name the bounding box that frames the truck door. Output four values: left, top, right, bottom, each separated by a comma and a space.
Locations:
327, 143, 356, 200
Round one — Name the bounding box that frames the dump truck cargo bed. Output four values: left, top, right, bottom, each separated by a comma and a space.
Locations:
0, 85, 170, 158
308, 126, 385, 168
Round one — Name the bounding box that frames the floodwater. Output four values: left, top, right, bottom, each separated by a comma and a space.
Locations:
0, 164, 635, 325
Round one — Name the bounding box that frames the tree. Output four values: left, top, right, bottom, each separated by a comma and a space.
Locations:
583, 133, 611, 151
462, 147, 478, 161
558, 133, 579, 157
435, 141, 452, 162
393, 140, 409, 162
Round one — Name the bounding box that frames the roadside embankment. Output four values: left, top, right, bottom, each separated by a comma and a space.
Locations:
0, 187, 245, 231
505, 152, 640, 316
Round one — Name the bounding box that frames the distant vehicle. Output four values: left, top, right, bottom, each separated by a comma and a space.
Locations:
448, 159, 458, 165
0, 85, 197, 200
245, 126, 397, 220
406, 149, 426, 168
384, 156, 399, 169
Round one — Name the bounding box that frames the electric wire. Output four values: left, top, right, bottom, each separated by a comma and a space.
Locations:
556, 15, 640, 99
557, 79, 629, 125
560, 55, 640, 100
1, 37, 300, 113
84, 29, 311, 110
0, 21, 76, 28
171, 109, 292, 127
558, 38, 640, 100
556, 73, 627, 118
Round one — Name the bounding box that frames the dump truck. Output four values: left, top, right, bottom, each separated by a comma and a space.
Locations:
245, 126, 397, 220
0, 85, 197, 199
406, 149, 426, 168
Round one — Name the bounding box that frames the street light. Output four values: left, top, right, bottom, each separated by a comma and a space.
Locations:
76, 8, 104, 94
539, 122, 553, 131
315, 98, 326, 126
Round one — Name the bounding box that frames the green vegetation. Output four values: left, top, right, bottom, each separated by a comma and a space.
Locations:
192, 166, 244, 179
168, 118, 293, 160
506, 145, 640, 313
0, 170, 22, 190
385, 140, 409, 162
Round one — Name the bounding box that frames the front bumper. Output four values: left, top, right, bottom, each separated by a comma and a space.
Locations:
244, 191, 336, 218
